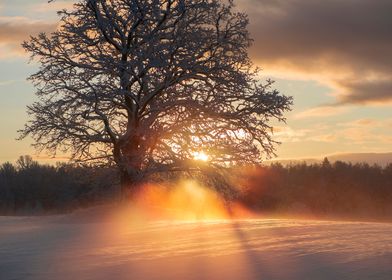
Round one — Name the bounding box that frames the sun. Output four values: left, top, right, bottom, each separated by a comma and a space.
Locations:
193, 151, 209, 162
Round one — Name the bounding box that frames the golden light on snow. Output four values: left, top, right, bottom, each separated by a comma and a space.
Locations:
109, 179, 255, 225
192, 151, 209, 162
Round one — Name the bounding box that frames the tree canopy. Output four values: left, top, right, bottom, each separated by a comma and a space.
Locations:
20, 0, 292, 189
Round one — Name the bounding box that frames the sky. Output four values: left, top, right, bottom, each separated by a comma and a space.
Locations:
0, 0, 391, 164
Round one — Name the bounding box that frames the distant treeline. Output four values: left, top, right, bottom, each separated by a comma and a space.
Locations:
239, 158, 392, 221
1, 156, 392, 221
0, 156, 118, 215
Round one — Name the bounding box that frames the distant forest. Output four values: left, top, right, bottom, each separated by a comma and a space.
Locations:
0, 156, 118, 214
1, 156, 392, 221
239, 158, 392, 221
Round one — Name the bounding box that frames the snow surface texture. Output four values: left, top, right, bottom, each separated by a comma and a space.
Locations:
1, 210, 392, 280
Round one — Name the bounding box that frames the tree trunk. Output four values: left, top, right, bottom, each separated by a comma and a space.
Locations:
119, 165, 144, 200
119, 169, 138, 199
120, 170, 132, 198
115, 136, 143, 199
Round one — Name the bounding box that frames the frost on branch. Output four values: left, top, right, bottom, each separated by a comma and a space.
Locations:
20, 0, 292, 189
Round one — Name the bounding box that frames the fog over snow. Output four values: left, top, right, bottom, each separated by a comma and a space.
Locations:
1, 207, 392, 280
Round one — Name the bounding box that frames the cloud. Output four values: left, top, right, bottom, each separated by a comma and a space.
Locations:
273, 124, 338, 144
0, 17, 55, 43
31, 1, 74, 13
240, 0, 392, 104
339, 118, 378, 127
336, 126, 392, 145
0, 80, 18, 86
294, 105, 349, 119
337, 79, 392, 105
328, 119, 391, 145
275, 120, 392, 147
0, 0, 73, 59
307, 134, 337, 143
0, 16, 56, 58
273, 126, 310, 143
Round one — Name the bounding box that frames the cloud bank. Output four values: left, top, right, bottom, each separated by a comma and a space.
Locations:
242, 0, 392, 105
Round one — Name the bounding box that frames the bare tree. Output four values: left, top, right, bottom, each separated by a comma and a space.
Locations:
20, 0, 292, 193
16, 155, 38, 171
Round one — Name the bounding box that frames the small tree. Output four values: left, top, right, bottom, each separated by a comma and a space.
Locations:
20, 0, 292, 194
16, 155, 38, 170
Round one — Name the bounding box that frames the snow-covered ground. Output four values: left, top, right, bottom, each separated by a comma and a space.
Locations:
1, 208, 392, 280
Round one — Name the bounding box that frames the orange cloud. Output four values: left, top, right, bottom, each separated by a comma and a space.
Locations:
273, 126, 310, 143
0, 16, 56, 58
294, 106, 349, 119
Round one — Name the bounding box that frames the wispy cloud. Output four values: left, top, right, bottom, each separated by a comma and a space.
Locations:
274, 117, 392, 147
0, 16, 56, 58
337, 118, 379, 128
0, 79, 18, 86
30, 1, 74, 13
294, 105, 349, 119
273, 124, 338, 144
307, 134, 337, 143
333, 118, 392, 145
273, 126, 309, 142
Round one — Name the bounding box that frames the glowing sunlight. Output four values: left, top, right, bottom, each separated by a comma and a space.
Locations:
3, 0, 392, 279
128, 180, 229, 221
192, 151, 209, 162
